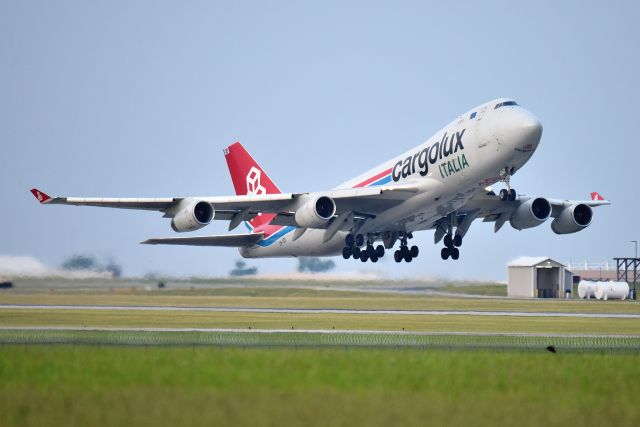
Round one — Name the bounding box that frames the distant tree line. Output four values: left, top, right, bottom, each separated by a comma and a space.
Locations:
61, 254, 122, 277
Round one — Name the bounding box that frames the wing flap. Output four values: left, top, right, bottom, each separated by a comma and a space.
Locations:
141, 232, 264, 247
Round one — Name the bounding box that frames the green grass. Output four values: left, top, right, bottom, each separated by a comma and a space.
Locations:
2, 308, 640, 335
2, 288, 639, 313
1, 345, 639, 427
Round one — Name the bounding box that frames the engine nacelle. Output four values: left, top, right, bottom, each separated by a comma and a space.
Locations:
171, 200, 214, 232
510, 197, 552, 230
551, 204, 592, 234
294, 195, 336, 228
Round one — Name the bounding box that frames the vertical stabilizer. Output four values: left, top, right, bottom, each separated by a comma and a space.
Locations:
224, 142, 281, 232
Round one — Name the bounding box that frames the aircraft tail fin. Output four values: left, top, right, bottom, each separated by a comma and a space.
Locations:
224, 142, 281, 232
591, 192, 605, 201
224, 142, 281, 196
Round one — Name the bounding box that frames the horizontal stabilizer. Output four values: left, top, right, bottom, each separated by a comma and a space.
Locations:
141, 232, 263, 247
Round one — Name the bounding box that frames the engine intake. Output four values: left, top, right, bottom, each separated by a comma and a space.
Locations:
551, 204, 593, 234
510, 197, 551, 230
171, 200, 214, 232
294, 195, 336, 228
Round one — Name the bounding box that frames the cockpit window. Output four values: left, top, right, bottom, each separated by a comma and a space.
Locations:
494, 100, 518, 109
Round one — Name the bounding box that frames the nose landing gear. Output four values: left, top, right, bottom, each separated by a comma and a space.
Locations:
499, 167, 517, 202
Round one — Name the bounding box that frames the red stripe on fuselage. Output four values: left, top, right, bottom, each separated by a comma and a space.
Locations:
354, 168, 392, 188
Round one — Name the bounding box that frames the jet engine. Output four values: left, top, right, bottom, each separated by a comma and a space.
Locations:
294, 195, 336, 228
551, 204, 593, 234
510, 197, 552, 230
171, 200, 214, 232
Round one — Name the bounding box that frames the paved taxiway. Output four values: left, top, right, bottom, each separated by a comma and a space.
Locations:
1, 304, 638, 319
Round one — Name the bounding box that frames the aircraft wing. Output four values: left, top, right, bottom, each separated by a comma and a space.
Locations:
141, 233, 264, 247
30, 183, 421, 222
432, 188, 611, 240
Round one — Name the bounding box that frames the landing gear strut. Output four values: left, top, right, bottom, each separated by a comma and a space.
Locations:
499, 167, 517, 202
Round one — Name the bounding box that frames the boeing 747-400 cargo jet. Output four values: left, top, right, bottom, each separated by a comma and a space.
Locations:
31, 98, 610, 263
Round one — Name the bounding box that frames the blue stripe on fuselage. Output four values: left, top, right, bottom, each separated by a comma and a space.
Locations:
369, 175, 391, 186
255, 226, 296, 247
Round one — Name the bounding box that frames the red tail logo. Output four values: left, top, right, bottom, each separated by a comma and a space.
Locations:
224, 142, 281, 233
591, 192, 605, 201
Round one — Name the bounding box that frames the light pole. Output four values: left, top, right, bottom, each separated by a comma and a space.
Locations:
632, 240, 638, 259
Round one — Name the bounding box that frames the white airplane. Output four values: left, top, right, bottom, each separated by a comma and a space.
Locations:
31, 98, 610, 263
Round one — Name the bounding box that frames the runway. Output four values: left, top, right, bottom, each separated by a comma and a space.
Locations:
1, 304, 639, 319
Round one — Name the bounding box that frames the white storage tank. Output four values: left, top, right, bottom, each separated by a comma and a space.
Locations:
594, 281, 629, 300
577, 280, 597, 299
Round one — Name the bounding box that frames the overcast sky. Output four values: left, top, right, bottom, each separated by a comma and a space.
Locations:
2, 1, 638, 279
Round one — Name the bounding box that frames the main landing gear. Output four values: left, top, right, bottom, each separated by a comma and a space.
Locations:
342, 233, 385, 263
440, 233, 461, 260
499, 167, 517, 202
393, 233, 419, 263
440, 213, 462, 261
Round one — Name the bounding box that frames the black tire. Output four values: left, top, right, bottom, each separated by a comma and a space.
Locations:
441, 247, 450, 260
342, 247, 352, 259
451, 247, 460, 260
508, 189, 517, 201
499, 189, 508, 201
360, 252, 369, 262
367, 245, 375, 257
404, 252, 412, 263
345, 233, 354, 247
444, 234, 453, 248
370, 254, 378, 263
355, 234, 365, 247
376, 245, 385, 258
453, 234, 462, 247
352, 247, 361, 259
410, 245, 419, 258
394, 250, 402, 263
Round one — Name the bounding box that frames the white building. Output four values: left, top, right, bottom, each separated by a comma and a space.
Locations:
507, 257, 573, 298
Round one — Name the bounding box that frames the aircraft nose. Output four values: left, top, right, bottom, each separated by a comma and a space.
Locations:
520, 114, 543, 145
501, 109, 543, 152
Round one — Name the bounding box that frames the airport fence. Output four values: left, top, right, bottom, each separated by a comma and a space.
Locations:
0, 329, 639, 352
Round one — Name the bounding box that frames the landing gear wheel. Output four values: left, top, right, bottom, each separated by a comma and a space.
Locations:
403, 252, 413, 263
352, 247, 361, 260
355, 234, 365, 247
394, 250, 402, 263
360, 252, 369, 262
342, 247, 352, 259
453, 234, 462, 247
441, 247, 450, 260
345, 233, 354, 247
499, 189, 509, 201
410, 246, 419, 258
376, 245, 385, 258
370, 254, 378, 263
508, 189, 517, 201
366, 245, 375, 258
451, 247, 460, 260
444, 234, 453, 248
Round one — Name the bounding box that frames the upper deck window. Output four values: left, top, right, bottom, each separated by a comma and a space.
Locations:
494, 100, 518, 109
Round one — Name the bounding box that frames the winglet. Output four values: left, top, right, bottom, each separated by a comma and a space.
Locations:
591, 192, 605, 201
30, 188, 52, 204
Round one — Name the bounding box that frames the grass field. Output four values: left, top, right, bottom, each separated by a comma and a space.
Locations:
2, 286, 639, 313
1, 345, 639, 427
2, 308, 640, 335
